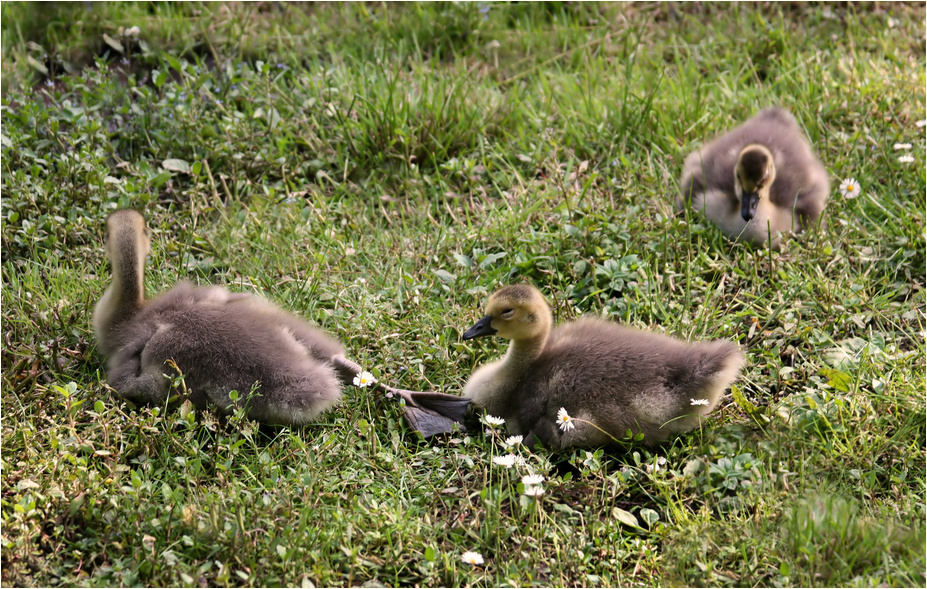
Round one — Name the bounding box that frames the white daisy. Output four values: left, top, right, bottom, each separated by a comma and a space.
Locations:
893, 143, 913, 150
690, 398, 710, 406
917, 120, 927, 128
461, 551, 484, 565
522, 485, 545, 497
838, 178, 861, 199
492, 454, 517, 468
898, 154, 915, 163
556, 407, 575, 432
352, 371, 375, 388
521, 474, 545, 486
503, 435, 523, 447
484, 415, 505, 426
646, 456, 668, 474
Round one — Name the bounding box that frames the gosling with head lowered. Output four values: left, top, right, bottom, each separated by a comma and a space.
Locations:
461, 284, 745, 449
94, 209, 347, 425
677, 107, 829, 250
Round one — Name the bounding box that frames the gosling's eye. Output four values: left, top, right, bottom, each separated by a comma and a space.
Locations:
501, 309, 515, 319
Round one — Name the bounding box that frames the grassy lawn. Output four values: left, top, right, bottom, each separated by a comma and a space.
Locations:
1, 2, 924, 586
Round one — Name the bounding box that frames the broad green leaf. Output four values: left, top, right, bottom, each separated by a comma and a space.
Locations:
434, 269, 456, 284
732, 384, 758, 414
612, 507, 639, 528
162, 159, 191, 173
639, 508, 660, 526
27, 55, 49, 75
819, 368, 853, 392
102, 34, 124, 53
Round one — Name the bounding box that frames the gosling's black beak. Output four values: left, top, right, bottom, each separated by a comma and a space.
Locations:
741, 191, 759, 222
462, 315, 496, 340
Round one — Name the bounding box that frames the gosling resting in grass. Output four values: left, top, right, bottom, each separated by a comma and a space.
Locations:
94, 209, 344, 425
677, 107, 829, 250
461, 285, 745, 449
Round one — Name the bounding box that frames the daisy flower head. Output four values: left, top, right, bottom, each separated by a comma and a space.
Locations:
353, 371, 375, 388
556, 407, 575, 432
838, 177, 861, 199
503, 435, 523, 447
461, 551, 484, 565
893, 143, 913, 150
483, 415, 505, 427
690, 398, 710, 406
645, 456, 668, 474
521, 474, 545, 486
898, 154, 915, 163
492, 454, 517, 468
522, 485, 545, 497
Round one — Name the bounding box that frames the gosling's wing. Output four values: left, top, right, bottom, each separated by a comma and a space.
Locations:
762, 128, 829, 219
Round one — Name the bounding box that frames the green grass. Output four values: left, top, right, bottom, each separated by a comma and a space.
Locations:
2, 2, 925, 587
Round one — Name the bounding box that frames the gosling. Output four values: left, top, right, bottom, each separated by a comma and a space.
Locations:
677, 107, 829, 250
93, 209, 344, 425
461, 284, 745, 449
